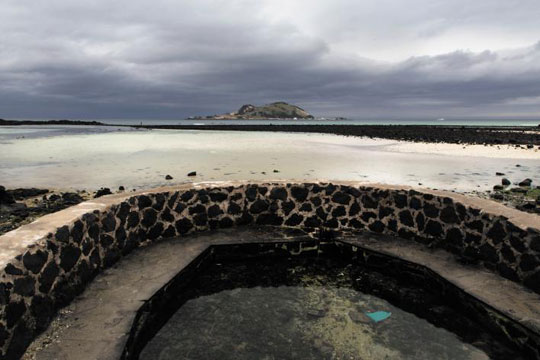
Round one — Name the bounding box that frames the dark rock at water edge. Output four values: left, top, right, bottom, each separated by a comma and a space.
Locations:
94, 188, 112, 198
187, 171, 197, 177
165, 175, 173, 180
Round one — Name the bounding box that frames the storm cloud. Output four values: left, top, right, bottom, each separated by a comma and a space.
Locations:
1, 0, 540, 119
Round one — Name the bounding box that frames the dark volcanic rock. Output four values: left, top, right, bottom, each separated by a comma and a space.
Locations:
165, 175, 173, 180
518, 178, 532, 187
187, 171, 197, 177
94, 188, 112, 198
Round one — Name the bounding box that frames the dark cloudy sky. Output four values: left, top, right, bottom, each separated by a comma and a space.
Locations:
2, 0, 540, 119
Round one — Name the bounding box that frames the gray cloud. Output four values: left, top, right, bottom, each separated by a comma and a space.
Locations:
1, 0, 540, 119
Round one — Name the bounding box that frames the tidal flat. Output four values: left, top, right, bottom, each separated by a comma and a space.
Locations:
1, 125, 538, 193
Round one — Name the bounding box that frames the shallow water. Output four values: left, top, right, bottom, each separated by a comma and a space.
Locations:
141, 286, 488, 360
0, 125, 538, 191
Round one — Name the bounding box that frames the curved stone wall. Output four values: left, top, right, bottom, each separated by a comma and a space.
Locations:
0, 182, 539, 358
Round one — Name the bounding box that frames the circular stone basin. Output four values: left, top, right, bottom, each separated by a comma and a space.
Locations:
138, 254, 523, 360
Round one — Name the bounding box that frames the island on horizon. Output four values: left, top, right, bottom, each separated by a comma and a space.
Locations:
188, 101, 315, 120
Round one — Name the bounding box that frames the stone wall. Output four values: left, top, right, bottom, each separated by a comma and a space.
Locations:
1, 182, 539, 358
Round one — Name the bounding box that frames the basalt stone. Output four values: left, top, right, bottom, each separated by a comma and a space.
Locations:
180, 191, 194, 202
399, 210, 414, 227
281, 201, 295, 215
5, 264, 23, 275
388, 219, 397, 232
141, 208, 158, 228
227, 202, 242, 215
291, 186, 309, 201
324, 184, 337, 195
209, 192, 228, 202
230, 193, 243, 201
0, 282, 10, 305
258, 187, 268, 195
523, 271, 540, 293
13, 276, 35, 296
424, 220, 443, 237
174, 203, 186, 214
361, 212, 376, 222
311, 197, 322, 207
349, 202, 360, 216
207, 204, 223, 218
152, 194, 166, 211
440, 206, 459, 224
70, 220, 84, 244
167, 192, 179, 208
55, 225, 70, 243
394, 194, 407, 208
349, 218, 363, 229
311, 184, 323, 193
188, 204, 206, 215
410, 197, 422, 210
256, 214, 283, 226
88, 223, 100, 241
23, 250, 48, 274
31, 295, 54, 331
219, 217, 234, 228
160, 208, 175, 223
100, 234, 114, 248
316, 207, 327, 220
424, 203, 439, 218
89, 248, 102, 270
465, 232, 482, 244
0, 324, 7, 347
81, 238, 93, 256
162, 225, 177, 238
445, 228, 463, 246
198, 194, 209, 204
345, 187, 361, 198
487, 221, 506, 244
304, 216, 321, 228
332, 192, 351, 205
520, 254, 540, 272
509, 236, 527, 253
299, 203, 312, 212
115, 227, 127, 248
39, 261, 59, 293
6, 300, 26, 328
362, 195, 377, 209
423, 194, 434, 201
368, 221, 385, 233
479, 243, 499, 263
500, 245, 516, 263
269, 201, 279, 212
82, 213, 97, 226
103, 248, 121, 268
250, 199, 269, 214
528, 234, 540, 252
324, 218, 339, 228
245, 187, 258, 201
60, 245, 81, 272
236, 212, 254, 226
116, 202, 131, 223
332, 206, 346, 217
269, 187, 288, 201
190, 213, 205, 227
148, 222, 164, 240
6, 320, 32, 360
379, 206, 393, 219
285, 214, 304, 226
102, 213, 116, 233
398, 228, 415, 239
497, 263, 519, 282
456, 203, 467, 220
127, 211, 140, 229
137, 195, 153, 209
466, 220, 484, 233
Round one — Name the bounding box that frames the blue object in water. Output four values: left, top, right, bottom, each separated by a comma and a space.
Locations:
365, 311, 392, 323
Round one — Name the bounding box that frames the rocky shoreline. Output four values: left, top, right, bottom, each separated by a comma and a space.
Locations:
132, 124, 540, 147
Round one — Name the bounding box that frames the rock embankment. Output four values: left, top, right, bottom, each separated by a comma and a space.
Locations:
133, 124, 540, 146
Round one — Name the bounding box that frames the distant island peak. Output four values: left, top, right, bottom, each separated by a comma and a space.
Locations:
189, 101, 314, 120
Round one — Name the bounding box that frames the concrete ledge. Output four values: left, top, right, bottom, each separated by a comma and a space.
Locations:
0, 181, 539, 358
